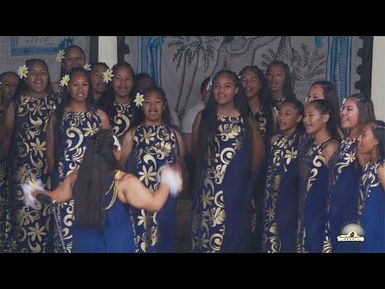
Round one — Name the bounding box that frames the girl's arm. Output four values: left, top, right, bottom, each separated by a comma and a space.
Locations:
250, 118, 265, 175
172, 128, 188, 195
46, 115, 56, 173
32, 171, 77, 203
97, 109, 111, 129
191, 111, 202, 160
0, 101, 15, 155
119, 128, 135, 167
323, 141, 338, 166
118, 173, 170, 213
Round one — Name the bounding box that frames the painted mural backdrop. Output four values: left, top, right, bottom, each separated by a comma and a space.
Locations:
124, 36, 362, 122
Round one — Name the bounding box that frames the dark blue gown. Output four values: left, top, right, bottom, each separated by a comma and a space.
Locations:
54, 109, 102, 252
323, 137, 361, 253
192, 114, 253, 253
126, 124, 178, 253
4, 94, 57, 252
262, 131, 302, 253
297, 139, 336, 253
357, 161, 385, 253
72, 170, 136, 253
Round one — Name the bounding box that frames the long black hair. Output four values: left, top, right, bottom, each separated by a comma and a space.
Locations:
196, 69, 252, 165
281, 98, 305, 134
54, 66, 94, 161
369, 120, 385, 162
73, 129, 121, 227
306, 99, 341, 142
98, 61, 135, 118
239, 65, 274, 141
60, 45, 86, 78
266, 60, 296, 101
131, 86, 171, 128
309, 80, 341, 128
344, 94, 376, 137
13, 58, 54, 115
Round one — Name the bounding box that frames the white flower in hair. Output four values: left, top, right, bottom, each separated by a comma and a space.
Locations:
59, 74, 70, 87
102, 69, 114, 83
83, 63, 91, 71
17, 65, 28, 79
56, 49, 65, 62
133, 92, 144, 107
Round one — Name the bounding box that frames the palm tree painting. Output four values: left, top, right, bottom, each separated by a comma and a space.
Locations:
168, 36, 220, 119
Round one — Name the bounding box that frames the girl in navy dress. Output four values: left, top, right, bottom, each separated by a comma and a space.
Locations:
262, 99, 304, 253
356, 120, 385, 252
99, 61, 136, 140
32, 129, 179, 253
2, 59, 57, 252
47, 67, 109, 252
323, 95, 375, 253
239, 65, 275, 251
120, 86, 185, 253
297, 100, 340, 253
191, 69, 264, 253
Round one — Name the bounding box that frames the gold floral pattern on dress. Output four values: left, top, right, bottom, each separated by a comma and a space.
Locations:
262, 132, 301, 253
192, 114, 246, 253
130, 124, 177, 252
56, 110, 102, 253
5, 94, 56, 252
111, 103, 134, 137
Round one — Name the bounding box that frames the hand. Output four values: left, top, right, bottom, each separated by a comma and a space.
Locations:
31, 189, 45, 198
160, 163, 183, 197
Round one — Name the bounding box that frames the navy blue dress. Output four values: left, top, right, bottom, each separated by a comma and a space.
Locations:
109, 102, 135, 138
4, 94, 57, 252
297, 139, 336, 253
323, 137, 361, 253
192, 114, 253, 253
262, 131, 302, 253
126, 124, 178, 253
356, 161, 385, 252
72, 170, 136, 253
54, 109, 102, 252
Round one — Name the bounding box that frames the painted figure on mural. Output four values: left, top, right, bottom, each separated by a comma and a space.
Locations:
212, 36, 279, 75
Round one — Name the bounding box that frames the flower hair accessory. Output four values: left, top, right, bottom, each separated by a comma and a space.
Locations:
17, 65, 28, 79
83, 63, 91, 71
56, 49, 65, 62
112, 135, 121, 150
133, 92, 144, 107
102, 69, 114, 83
59, 74, 70, 87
